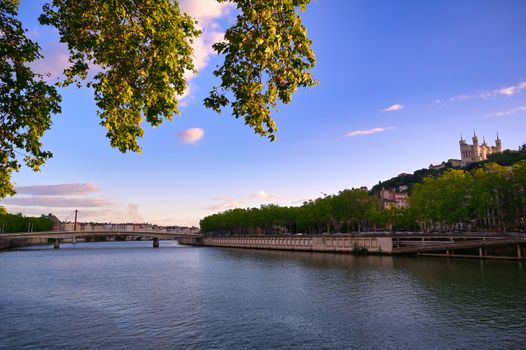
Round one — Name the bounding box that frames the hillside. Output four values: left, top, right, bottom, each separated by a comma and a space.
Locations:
370, 145, 526, 195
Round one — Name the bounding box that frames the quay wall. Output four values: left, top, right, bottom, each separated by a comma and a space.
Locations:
179, 235, 393, 254
0, 237, 48, 251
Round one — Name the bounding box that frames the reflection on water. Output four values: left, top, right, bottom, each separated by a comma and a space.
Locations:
0, 241, 524, 349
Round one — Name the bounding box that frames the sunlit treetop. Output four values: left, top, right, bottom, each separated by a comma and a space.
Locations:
0, 0, 316, 202
205, 0, 317, 141
39, 0, 201, 153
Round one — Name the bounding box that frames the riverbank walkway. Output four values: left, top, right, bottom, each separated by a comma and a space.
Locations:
2, 231, 525, 259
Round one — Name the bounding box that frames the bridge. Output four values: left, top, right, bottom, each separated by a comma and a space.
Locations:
2, 230, 525, 259
0, 230, 202, 249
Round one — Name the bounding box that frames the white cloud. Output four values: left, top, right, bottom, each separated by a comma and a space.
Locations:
2, 182, 115, 220
447, 81, 526, 103
255, 190, 270, 199
30, 42, 70, 82
487, 105, 526, 117
449, 94, 473, 102
252, 190, 277, 201
149, 216, 199, 227
180, 0, 233, 23
207, 190, 279, 211
177, 0, 235, 104
15, 182, 99, 196
3, 200, 151, 224
66, 204, 145, 224
3, 182, 109, 210
28, 0, 234, 99
208, 196, 242, 210
4, 184, 159, 225
345, 126, 395, 137
2, 196, 112, 208
497, 81, 526, 96
382, 104, 404, 112
499, 87, 516, 96
176, 127, 205, 144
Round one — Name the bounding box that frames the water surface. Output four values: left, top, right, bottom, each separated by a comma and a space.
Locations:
0, 241, 524, 349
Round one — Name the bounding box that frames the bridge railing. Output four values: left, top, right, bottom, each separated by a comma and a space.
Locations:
392, 237, 526, 254
0, 229, 201, 238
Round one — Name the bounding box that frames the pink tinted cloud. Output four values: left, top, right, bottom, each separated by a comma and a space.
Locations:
15, 183, 100, 196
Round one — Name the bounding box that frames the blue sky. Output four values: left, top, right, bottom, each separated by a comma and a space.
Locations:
3, 0, 526, 226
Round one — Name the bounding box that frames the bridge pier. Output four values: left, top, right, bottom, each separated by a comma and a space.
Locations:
53, 239, 60, 249
153, 237, 160, 248
518, 245, 522, 259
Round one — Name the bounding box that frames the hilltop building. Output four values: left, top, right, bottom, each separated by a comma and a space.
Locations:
459, 132, 502, 167
428, 159, 462, 170
379, 187, 409, 209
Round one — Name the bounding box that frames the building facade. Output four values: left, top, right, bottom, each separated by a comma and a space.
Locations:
428, 159, 462, 170
459, 132, 502, 167
379, 188, 409, 209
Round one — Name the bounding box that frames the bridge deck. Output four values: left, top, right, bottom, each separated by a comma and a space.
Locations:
0, 230, 201, 240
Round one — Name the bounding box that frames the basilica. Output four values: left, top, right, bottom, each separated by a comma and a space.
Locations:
459, 132, 502, 167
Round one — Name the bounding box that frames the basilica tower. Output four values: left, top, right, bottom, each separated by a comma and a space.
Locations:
496, 133, 502, 153
472, 131, 480, 162
459, 131, 502, 167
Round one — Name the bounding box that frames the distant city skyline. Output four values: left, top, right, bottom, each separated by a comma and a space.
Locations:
2, 0, 526, 226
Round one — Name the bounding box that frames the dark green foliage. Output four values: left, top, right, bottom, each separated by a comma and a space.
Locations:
411, 162, 526, 232
484, 149, 526, 167
201, 161, 526, 234
0, 212, 53, 233
370, 145, 526, 195
200, 189, 382, 235
370, 168, 440, 195
0, 0, 61, 201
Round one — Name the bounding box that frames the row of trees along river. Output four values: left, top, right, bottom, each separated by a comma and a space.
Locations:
200, 161, 526, 235
0, 213, 52, 233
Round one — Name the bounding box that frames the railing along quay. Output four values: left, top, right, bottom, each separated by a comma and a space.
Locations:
392, 237, 526, 254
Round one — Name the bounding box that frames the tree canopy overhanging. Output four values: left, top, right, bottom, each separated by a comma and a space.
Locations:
0, 0, 316, 200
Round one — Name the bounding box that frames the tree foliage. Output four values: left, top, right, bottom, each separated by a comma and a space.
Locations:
201, 162, 526, 235
410, 162, 526, 232
39, 0, 200, 153
200, 188, 382, 235
0, 212, 53, 232
370, 144, 526, 196
204, 0, 316, 141
0, 0, 316, 202
0, 0, 61, 201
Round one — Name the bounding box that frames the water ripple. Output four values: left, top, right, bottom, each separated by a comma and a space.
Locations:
0, 242, 525, 349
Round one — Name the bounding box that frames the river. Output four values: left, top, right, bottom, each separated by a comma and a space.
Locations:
0, 241, 525, 349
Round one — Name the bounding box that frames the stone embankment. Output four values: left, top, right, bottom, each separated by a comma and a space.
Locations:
0, 237, 48, 251
179, 233, 526, 260
178, 235, 393, 254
